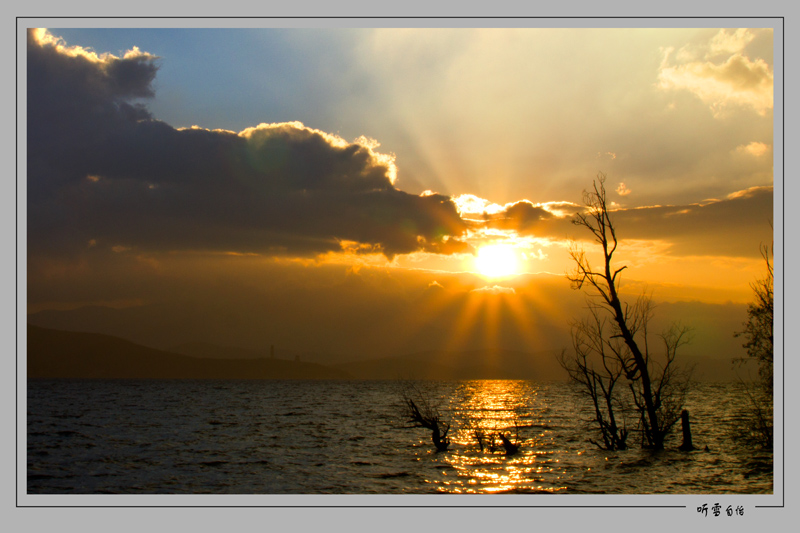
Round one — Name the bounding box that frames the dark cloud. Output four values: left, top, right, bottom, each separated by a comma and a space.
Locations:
27, 30, 468, 260
479, 200, 578, 240
27, 30, 157, 195
486, 201, 554, 232
487, 185, 772, 258
610, 186, 773, 256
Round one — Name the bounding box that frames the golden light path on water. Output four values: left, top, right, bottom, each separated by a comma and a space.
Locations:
420, 380, 569, 494
27, 379, 773, 494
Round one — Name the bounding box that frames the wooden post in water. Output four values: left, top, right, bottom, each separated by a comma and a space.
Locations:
678, 409, 695, 451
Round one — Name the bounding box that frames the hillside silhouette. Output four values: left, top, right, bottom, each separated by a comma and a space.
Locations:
27, 325, 349, 379
335, 349, 569, 381
27, 324, 742, 381
168, 341, 267, 360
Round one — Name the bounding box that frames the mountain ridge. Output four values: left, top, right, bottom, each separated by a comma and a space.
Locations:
27, 325, 349, 380
27, 324, 744, 381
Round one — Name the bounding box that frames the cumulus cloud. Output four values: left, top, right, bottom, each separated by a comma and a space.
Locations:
27, 30, 468, 260
471, 285, 516, 295
488, 201, 553, 230
451, 194, 506, 216
477, 200, 579, 237
657, 29, 773, 117
616, 182, 631, 196
734, 141, 771, 157
708, 28, 756, 57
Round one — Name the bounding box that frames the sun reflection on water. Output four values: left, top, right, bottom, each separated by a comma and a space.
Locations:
424, 380, 569, 494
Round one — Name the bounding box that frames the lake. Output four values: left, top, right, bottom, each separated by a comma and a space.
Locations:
27, 379, 773, 494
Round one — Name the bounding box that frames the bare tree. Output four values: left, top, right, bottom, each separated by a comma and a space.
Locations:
627, 314, 692, 448
558, 305, 630, 450
737, 241, 774, 394
735, 238, 773, 448
401, 384, 451, 452
565, 174, 691, 450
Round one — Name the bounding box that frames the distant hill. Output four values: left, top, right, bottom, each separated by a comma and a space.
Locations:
28, 305, 160, 347
334, 349, 743, 382
26, 324, 744, 382
27, 325, 350, 380
27, 295, 749, 368
168, 341, 266, 360
335, 349, 570, 381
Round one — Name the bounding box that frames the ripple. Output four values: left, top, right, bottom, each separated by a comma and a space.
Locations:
27, 379, 773, 494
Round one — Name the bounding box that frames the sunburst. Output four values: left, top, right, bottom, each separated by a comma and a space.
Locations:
475, 244, 521, 279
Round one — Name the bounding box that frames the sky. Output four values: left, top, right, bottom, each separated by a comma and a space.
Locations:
25, 26, 775, 358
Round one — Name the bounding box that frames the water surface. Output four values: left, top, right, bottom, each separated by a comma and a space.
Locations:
27, 379, 773, 494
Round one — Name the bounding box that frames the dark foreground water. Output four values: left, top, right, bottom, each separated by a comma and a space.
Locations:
27, 379, 772, 494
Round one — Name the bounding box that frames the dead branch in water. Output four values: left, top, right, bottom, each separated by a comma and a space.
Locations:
401, 384, 450, 452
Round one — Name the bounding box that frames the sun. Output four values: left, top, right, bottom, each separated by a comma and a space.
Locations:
475, 244, 521, 278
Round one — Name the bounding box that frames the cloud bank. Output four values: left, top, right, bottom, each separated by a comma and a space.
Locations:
27, 28, 772, 273
475, 186, 772, 258
27, 29, 468, 260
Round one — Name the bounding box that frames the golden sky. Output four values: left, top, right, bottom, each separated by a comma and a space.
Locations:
25, 27, 775, 357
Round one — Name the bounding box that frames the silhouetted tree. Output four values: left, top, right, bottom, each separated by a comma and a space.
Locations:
558, 305, 630, 451
737, 241, 774, 393
401, 384, 451, 452
564, 174, 691, 450
735, 238, 773, 448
